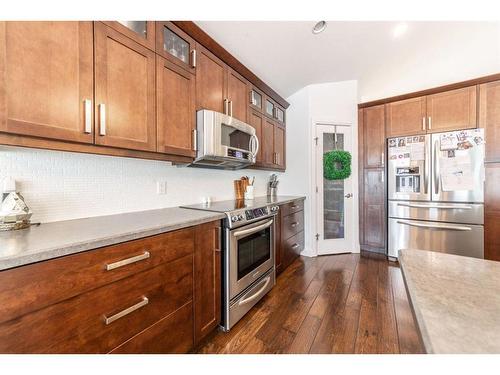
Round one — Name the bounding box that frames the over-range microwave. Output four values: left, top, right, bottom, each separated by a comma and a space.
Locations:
189, 110, 259, 170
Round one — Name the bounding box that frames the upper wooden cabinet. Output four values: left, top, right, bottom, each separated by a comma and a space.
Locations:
156, 57, 196, 157
274, 124, 285, 169
363, 105, 385, 168
156, 22, 196, 74
363, 168, 386, 251
103, 21, 155, 50
195, 43, 226, 114
227, 68, 249, 122
94, 23, 156, 152
385, 96, 426, 137
479, 80, 500, 162
426, 86, 477, 133
0, 21, 94, 144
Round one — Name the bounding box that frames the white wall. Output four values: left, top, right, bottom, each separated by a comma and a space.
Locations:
0, 146, 282, 223
358, 22, 500, 102
282, 80, 359, 256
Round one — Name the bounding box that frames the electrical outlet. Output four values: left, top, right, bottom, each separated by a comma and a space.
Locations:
156, 181, 167, 195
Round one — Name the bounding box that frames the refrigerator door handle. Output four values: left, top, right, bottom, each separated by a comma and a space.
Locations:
424, 136, 429, 194
396, 220, 472, 231
434, 138, 440, 195
397, 203, 473, 210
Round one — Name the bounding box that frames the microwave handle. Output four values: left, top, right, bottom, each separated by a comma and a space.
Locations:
250, 134, 259, 159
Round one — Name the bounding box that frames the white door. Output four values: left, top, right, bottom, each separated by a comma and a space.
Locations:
315, 124, 354, 255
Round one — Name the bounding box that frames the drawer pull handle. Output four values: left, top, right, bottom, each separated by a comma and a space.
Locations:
291, 205, 298, 209
104, 297, 149, 325
106, 251, 150, 271
291, 222, 299, 227
291, 243, 300, 249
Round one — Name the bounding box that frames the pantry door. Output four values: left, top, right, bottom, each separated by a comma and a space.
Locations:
315, 124, 354, 255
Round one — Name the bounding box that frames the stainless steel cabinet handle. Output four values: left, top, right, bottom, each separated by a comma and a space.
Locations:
192, 129, 198, 151
344, 193, 353, 198
224, 99, 229, 115
84, 99, 92, 134
381, 152, 384, 166
191, 49, 197, 68
291, 243, 300, 249
104, 297, 149, 325
434, 139, 439, 194
99, 103, 106, 136
428, 116, 432, 130
291, 222, 299, 227
422, 117, 426, 131
233, 219, 273, 237
229, 100, 233, 117
215, 227, 221, 252
397, 203, 472, 210
291, 204, 299, 209
238, 276, 271, 306
105, 251, 150, 271
397, 220, 472, 231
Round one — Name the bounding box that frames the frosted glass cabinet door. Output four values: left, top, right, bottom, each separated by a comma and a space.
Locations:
103, 21, 156, 50
156, 21, 196, 74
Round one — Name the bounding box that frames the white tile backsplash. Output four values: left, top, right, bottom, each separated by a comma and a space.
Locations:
0, 146, 280, 223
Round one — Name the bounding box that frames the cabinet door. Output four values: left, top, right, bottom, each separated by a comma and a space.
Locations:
485, 163, 500, 261
426, 86, 477, 133
156, 22, 195, 74
265, 98, 275, 119
250, 87, 264, 112
273, 123, 285, 169
94, 23, 156, 151
262, 117, 275, 166
363, 168, 386, 250
195, 44, 226, 113
358, 109, 365, 247
227, 68, 249, 122
363, 105, 386, 168
194, 221, 221, 345
248, 110, 263, 163
157, 57, 196, 157
0, 21, 94, 144
385, 96, 426, 137
103, 21, 155, 50
479, 80, 500, 162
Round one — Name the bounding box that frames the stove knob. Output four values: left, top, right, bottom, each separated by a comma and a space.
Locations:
238, 214, 245, 220
231, 216, 238, 222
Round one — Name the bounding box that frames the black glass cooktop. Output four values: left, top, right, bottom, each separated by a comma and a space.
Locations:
180, 196, 281, 213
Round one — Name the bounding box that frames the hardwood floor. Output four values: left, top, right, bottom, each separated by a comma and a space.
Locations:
196, 252, 424, 354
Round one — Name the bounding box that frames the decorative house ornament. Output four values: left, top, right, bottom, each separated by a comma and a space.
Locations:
323, 150, 352, 180
0, 178, 32, 231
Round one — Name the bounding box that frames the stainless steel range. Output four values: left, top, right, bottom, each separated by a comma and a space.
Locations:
181, 198, 279, 331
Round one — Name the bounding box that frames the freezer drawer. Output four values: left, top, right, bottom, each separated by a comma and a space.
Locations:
388, 218, 484, 259
388, 201, 484, 225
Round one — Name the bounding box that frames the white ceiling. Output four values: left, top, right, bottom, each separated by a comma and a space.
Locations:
195, 21, 500, 102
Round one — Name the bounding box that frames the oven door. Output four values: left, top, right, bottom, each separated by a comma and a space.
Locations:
229, 218, 274, 300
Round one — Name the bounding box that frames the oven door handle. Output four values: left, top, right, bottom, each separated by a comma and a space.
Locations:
238, 276, 272, 306
232, 219, 273, 237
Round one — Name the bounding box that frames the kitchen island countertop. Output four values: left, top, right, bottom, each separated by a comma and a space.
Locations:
399, 249, 500, 353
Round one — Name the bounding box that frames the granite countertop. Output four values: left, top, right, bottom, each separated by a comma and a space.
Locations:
399, 249, 500, 354
0, 195, 305, 271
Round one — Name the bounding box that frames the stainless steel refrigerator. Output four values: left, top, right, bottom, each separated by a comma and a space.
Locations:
387, 129, 485, 259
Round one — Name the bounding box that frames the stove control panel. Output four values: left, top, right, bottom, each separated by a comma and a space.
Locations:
228, 205, 279, 226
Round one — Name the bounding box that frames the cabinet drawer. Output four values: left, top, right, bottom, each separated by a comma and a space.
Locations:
110, 301, 193, 354
280, 199, 304, 217
0, 255, 193, 353
282, 231, 304, 270
282, 211, 304, 241
0, 228, 194, 324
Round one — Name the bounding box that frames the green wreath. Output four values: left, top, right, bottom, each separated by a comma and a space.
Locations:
323, 150, 352, 180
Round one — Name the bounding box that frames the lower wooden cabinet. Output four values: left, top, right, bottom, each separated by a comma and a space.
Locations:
193, 221, 221, 345
361, 168, 386, 252
0, 220, 221, 353
276, 199, 305, 276
485, 163, 500, 261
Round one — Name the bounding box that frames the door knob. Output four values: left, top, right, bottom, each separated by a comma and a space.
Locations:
344, 193, 353, 198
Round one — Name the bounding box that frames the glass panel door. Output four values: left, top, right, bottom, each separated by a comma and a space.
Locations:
117, 21, 147, 38
323, 133, 345, 239
315, 124, 354, 255
163, 27, 190, 64
265, 99, 275, 117
250, 89, 262, 110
